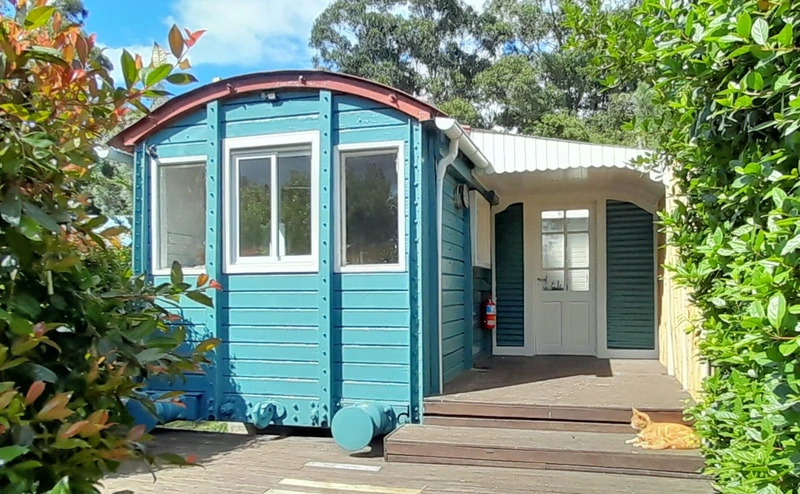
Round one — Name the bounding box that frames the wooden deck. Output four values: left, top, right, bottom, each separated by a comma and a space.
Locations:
102, 429, 713, 493
427, 356, 693, 423
384, 356, 703, 479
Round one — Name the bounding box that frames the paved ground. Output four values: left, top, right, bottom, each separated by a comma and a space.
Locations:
102, 428, 713, 493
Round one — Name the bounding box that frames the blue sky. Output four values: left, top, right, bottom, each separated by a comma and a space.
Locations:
84, 0, 332, 93
84, 0, 484, 94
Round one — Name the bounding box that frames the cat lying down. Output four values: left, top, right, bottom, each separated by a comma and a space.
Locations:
626, 407, 700, 450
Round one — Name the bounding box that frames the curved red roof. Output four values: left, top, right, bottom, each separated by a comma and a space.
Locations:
109, 70, 445, 151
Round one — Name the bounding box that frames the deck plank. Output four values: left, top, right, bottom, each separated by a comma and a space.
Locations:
435, 356, 693, 412
386, 424, 705, 476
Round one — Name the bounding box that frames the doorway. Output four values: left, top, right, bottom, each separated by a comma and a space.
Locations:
535, 207, 596, 355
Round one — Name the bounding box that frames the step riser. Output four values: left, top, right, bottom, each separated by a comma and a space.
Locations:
424, 401, 688, 425
386, 441, 704, 478
423, 416, 634, 434
386, 455, 708, 481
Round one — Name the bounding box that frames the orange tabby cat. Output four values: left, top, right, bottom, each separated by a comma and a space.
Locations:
625, 407, 700, 450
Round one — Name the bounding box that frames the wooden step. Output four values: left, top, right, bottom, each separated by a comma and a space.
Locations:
385, 424, 705, 479
424, 399, 688, 425
423, 415, 634, 434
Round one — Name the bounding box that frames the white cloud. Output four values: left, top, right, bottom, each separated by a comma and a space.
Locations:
165, 0, 330, 68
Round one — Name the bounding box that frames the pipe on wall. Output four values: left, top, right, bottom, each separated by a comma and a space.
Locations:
435, 138, 460, 393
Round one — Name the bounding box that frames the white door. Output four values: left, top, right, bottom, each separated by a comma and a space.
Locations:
535, 207, 595, 355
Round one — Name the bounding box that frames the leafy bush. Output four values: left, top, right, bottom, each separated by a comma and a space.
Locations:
0, 3, 217, 492
568, 0, 800, 491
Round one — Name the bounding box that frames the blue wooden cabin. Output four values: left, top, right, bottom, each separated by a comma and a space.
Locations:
110, 70, 499, 450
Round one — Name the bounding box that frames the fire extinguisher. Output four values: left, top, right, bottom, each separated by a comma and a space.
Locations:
483, 297, 496, 330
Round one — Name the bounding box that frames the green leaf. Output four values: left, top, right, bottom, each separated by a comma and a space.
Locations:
18, 363, 57, 383
756, 484, 783, 494
768, 293, 787, 330
22, 203, 60, 233
170, 261, 183, 285
0, 445, 28, 468
51, 438, 91, 450
781, 235, 800, 256
186, 291, 213, 308
195, 338, 221, 354
9, 316, 33, 336
168, 24, 185, 59
166, 73, 198, 85
745, 71, 764, 91
136, 348, 167, 363
752, 18, 769, 45
120, 49, 137, 90
145, 63, 173, 88
48, 477, 71, 494
779, 339, 799, 356
151, 43, 168, 67
777, 22, 793, 47
737, 12, 752, 38
0, 187, 22, 227
19, 217, 43, 241
24, 6, 56, 29
774, 73, 791, 92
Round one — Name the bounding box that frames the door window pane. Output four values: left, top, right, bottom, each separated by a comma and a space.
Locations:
570, 269, 590, 292
278, 154, 312, 256
158, 162, 206, 271
238, 157, 272, 257
567, 233, 590, 268
343, 150, 400, 266
567, 209, 590, 231
542, 270, 566, 291
542, 234, 565, 269
542, 211, 565, 232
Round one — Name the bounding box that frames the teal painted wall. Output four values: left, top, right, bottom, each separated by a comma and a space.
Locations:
440, 170, 473, 384
494, 203, 525, 347
606, 200, 656, 350
133, 90, 426, 427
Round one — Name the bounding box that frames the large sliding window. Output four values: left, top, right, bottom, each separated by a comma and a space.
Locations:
335, 141, 405, 272
223, 132, 319, 273
151, 156, 207, 274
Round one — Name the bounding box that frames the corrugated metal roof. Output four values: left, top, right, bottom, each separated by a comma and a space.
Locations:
468, 129, 663, 182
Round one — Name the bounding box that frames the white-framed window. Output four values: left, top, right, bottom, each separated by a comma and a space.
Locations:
335, 141, 406, 273
222, 131, 319, 274
150, 155, 207, 275
470, 190, 492, 269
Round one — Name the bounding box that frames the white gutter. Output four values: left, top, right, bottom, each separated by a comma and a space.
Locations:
94, 145, 134, 166
435, 118, 492, 171
436, 137, 459, 394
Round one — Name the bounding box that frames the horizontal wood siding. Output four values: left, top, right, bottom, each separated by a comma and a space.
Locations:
134, 91, 420, 426
332, 95, 414, 415
606, 200, 655, 350
495, 204, 525, 347
441, 172, 470, 384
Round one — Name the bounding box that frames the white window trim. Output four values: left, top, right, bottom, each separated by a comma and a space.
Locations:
222, 131, 320, 274
334, 141, 406, 273
150, 155, 208, 276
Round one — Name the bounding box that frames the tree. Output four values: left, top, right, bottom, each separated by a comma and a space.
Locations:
310, 0, 489, 126
0, 4, 218, 491
568, 0, 800, 491
310, 0, 651, 144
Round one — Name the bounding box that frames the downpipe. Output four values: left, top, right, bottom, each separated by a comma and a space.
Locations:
436, 138, 459, 393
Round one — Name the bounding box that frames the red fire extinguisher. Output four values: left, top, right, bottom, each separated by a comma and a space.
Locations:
483, 298, 496, 330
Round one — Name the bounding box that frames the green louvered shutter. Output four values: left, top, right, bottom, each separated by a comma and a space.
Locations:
606, 200, 656, 350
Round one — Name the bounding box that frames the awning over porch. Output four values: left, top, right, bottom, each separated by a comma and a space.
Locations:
467, 128, 666, 184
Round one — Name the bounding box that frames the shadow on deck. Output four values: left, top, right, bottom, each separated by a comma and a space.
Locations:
435, 355, 693, 412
